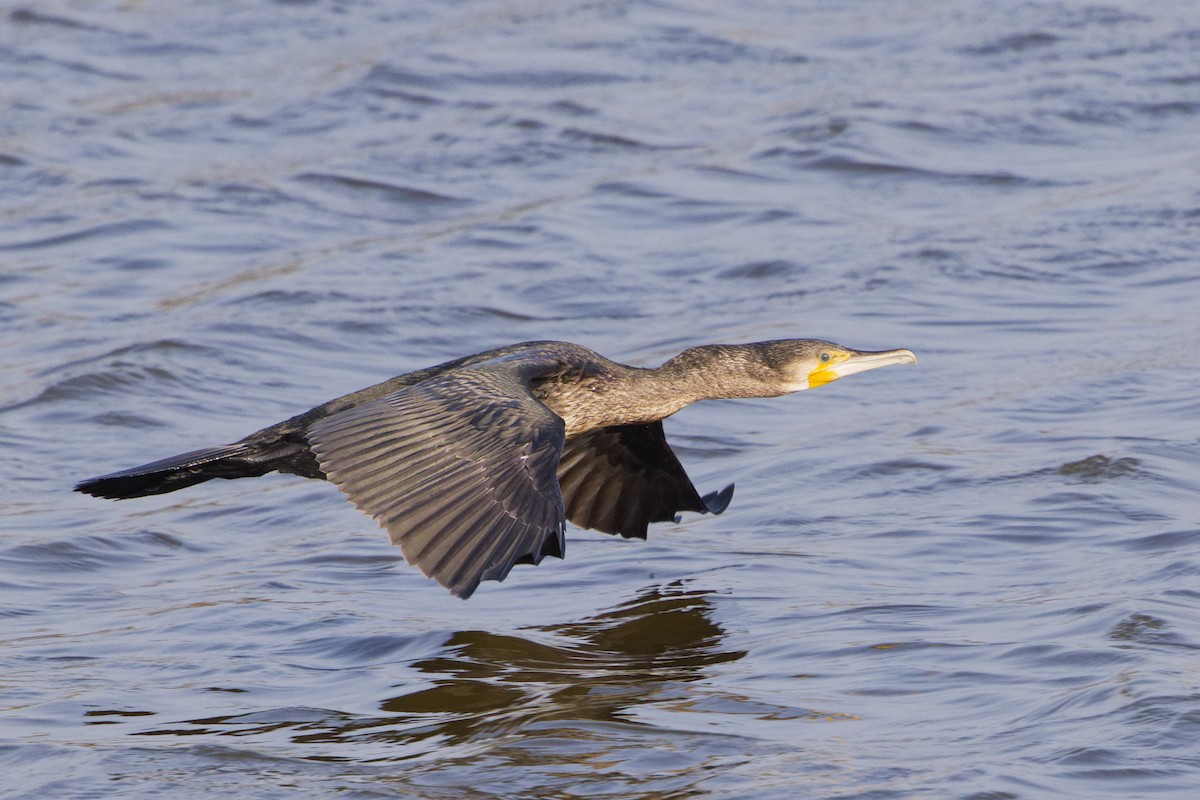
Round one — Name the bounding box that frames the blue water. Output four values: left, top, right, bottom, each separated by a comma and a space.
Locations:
3, 1, 1199, 798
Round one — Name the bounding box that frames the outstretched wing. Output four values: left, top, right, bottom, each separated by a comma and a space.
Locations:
307, 366, 567, 599
557, 422, 733, 539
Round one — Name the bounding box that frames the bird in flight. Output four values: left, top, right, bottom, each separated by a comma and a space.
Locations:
77, 339, 916, 598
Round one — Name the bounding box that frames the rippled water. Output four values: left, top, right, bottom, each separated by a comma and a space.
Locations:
3, 1, 1199, 797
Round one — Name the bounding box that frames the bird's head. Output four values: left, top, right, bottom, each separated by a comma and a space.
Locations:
759, 339, 918, 393
661, 338, 917, 400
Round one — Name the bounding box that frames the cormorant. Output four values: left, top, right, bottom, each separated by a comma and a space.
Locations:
76, 339, 916, 597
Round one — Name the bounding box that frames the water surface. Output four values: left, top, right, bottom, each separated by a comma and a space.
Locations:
3, 1, 1199, 798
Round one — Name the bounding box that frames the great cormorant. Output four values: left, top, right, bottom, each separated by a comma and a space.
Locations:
76, 339, 916, 597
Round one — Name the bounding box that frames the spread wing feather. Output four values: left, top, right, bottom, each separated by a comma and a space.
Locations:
307, 366, 566, 599
557, 422, 733, 539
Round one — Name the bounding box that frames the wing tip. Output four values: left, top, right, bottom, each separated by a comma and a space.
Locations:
702, 483, 735, 515
449, 580, 479, 600
73, 477, 124, 500
402, 522, 566, 600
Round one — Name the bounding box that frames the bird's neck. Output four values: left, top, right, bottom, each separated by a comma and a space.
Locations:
658, 344, 791, 402
539, 345, 792, 437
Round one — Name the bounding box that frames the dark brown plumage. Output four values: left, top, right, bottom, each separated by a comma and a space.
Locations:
76, 339, 915, 597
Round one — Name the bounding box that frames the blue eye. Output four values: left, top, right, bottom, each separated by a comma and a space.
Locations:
820, 352, 831, 363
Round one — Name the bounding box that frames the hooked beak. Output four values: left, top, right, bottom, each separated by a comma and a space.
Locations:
808, 348, 917, 389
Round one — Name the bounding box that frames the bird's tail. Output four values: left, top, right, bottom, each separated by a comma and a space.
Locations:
75, 444, 270, 499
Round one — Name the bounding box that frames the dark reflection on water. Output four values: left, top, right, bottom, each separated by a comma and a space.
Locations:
132, 587, 743, 756
1057, 454, 1142, 482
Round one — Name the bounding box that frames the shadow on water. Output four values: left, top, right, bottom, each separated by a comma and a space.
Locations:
132, 585, 744, 759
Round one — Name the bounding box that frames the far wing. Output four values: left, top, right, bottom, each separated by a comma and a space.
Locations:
307, 367, 566, 598
557, 422, 733, 540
